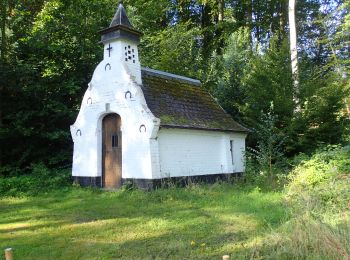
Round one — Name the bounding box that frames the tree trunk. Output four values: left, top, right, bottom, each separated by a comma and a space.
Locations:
201, 3, 212, 61
278, 0, 286, 44
0, 0, 7, 62
216, 0, 225, 54
288, 0, 300, 110
0, 1, 5, 164
218, 0, 224, 22
255, 0, 261, 45
245, 0, 253, 46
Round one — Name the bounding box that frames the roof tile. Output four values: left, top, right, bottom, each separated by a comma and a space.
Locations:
141, 68, 250, 133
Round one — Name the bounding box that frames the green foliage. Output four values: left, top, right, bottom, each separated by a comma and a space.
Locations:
264, 145, 350, 259
287, 145, 350, 218
241, 145, 350, 259
1, 0, 349, 176
0, 163, 71, 196
209, 31, 349, 155
206, 28, 252, 119
286, 62, 350, 154
242, 38, 294, 125
142, 23, 202, 78
0, 0, 115, 171
244, 109, 288, 190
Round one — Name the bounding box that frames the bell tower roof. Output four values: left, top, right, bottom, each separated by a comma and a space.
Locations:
99, 1, 142, 44
110, 1, 133, 28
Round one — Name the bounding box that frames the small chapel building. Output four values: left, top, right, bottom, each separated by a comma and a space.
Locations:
71, 2, 249, 189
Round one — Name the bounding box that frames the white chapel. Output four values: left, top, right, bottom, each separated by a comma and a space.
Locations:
70, 2, 249, 189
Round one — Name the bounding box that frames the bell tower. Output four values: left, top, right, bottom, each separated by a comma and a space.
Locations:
99, 1, 143, 84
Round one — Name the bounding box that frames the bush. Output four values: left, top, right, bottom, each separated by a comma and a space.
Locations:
286, 145, 350, 218
246, 146, 350, 259
0, 163, 72, 196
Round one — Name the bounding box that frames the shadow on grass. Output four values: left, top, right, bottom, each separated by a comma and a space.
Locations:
0, 185, 289, 259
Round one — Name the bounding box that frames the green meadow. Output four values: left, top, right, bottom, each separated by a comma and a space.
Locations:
1, 146, 350, 259
0, 185, 288, 259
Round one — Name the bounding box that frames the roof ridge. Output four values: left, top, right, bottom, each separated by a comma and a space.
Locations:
141, 67, 201, 86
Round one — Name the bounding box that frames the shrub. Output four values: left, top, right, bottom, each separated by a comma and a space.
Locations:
0, 163, 72, 196
244, 104, 289, 190
286, 145, 350, 218
247, 146, 350, 259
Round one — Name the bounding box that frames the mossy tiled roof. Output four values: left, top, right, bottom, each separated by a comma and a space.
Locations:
141, 68, 250, 133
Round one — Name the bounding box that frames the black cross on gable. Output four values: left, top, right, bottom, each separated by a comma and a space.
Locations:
106, 44, 113, 57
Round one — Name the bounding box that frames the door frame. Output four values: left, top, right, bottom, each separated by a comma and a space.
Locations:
99, 112, 122, 188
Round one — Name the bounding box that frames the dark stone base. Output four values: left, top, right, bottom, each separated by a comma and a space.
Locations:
74, 172, 243, 191
123, 172, 243, 191
73, 176, 102, 187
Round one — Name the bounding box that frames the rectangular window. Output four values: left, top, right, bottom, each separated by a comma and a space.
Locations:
230, 140, 234, 165
112, 134, 118, 148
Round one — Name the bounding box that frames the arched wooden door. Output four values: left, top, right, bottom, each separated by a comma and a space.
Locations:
102, 114, 122, 188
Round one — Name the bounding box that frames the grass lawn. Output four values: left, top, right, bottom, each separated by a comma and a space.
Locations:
0, 184, 289, 259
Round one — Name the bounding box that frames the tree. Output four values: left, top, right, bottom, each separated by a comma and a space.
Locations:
0, 0, 114, 175
248, 103, 286, 179
288, 0, 299, 109
242, 37, 294, 127
206, 28, 252, 120
1, 0, 349, 176
0, 0, 7, 62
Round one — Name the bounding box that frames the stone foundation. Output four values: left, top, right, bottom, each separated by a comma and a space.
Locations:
73, 176, 102, 188
74, 172, 243, 191
124, 172, 243, 191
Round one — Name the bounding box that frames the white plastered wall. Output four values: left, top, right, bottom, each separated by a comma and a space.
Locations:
70, 39, 160, 180
71, 39, 247, 181
156, 128, 246, 178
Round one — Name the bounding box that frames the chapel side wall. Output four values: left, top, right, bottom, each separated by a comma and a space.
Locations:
157, 128, 246, 178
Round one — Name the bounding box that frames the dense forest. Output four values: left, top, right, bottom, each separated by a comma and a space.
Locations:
0, 0, 349, 175
0, 1, 349, 258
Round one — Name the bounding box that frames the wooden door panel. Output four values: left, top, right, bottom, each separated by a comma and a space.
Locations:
102, 114, 122, 188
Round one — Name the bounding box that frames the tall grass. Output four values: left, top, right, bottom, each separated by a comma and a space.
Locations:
249, 214, 350, 259
250, 145, 350, 259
